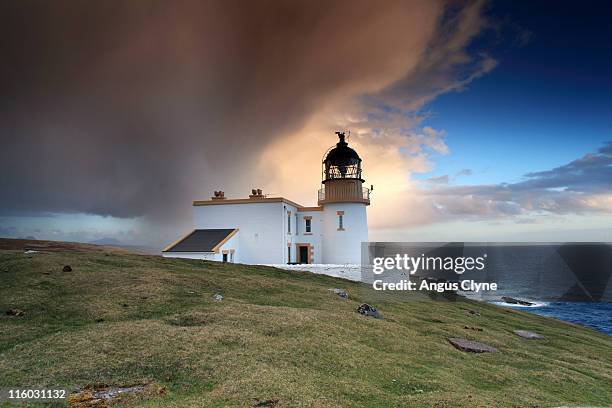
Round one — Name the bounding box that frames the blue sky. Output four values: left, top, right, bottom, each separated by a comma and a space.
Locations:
419, 0, 612, 186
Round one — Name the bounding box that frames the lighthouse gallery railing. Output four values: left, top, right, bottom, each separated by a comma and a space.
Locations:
318, 185, 370, 204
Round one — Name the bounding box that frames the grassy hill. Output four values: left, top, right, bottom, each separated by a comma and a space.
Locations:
0, 239, 610, 407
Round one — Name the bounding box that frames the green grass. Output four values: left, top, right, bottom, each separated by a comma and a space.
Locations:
0, 243, 610, 407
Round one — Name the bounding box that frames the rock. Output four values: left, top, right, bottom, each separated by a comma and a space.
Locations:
121, 303, 129, 308
464, 325, 483, 332
253, 398, 279, 407
69, 383, 165, 407
467, 310, 481, 316
95, 318, 105, 323
6, 308, 24, 317
24, 250, 38, 254
328, 288, 349, 299
513, 330, 545, 339
501, 296, 534, 306
447, 337, 498, 353
62, 265, 72, 272
356, 303, 382, 319
212, 293, 224, 301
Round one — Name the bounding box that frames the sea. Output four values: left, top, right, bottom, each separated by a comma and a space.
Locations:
364, 243, 612, 336
489, 301, 612, 335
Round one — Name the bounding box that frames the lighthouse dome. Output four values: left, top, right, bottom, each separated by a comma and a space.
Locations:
322, 132, 363, 182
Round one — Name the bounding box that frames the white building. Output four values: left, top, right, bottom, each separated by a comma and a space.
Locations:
163, 132, 371, 264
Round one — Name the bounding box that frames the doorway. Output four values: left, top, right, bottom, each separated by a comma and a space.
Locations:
297, 244, 310, 264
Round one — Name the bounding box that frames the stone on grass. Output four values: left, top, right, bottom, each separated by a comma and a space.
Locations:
69, 383, 165, 407
514, 330, 545, 339
328, 288, 349, 299
253, 398, 279, 407
6, 308, 24, 317
356, 303, 382, 319
447, 337, 498, 353
62, 265, 72, 272
467, 310, 481, 316
464, 325, 483, 332
212, 293, 224, 301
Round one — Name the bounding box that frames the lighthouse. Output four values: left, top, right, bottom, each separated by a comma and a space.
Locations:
319, 132, 370, 264
163, 131, 370, 265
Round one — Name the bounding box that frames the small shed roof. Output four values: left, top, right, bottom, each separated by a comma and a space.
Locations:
163, 229, 238, 253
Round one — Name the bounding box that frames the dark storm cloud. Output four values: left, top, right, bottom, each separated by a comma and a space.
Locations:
0, 0, 463, 221
426, 142, 612, 217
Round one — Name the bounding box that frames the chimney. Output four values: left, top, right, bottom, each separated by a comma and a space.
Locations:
211, 190, 226, 200
249, 188, 264, 199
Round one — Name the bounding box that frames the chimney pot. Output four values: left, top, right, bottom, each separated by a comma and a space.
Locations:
212, 190, 226, 199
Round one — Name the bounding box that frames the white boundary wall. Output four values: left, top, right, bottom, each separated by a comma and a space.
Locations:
263, 264, 361, 282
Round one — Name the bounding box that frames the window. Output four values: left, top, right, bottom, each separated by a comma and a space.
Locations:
287, 211, 291, 233
287, 246, 291, 263
305, 218, 312, 233
230, 251, 234, 263
337, 210, 344, 231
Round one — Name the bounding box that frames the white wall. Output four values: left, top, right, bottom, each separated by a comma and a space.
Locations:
283, 203, 297, 263
266, 263, 361, 281
321, 202, 368, 264
162, 252, 217, 261
193, 202, 284, 264
184, 198, 368, 265
294, 209, 323, 263
218, 230, 240, 263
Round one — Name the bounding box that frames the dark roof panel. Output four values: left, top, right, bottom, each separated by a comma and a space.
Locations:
164, 229, 237, 252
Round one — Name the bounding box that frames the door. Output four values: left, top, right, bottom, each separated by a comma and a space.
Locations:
298, 245, 309, 264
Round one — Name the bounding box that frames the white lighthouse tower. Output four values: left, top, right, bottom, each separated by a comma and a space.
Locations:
319, 132, 370, 264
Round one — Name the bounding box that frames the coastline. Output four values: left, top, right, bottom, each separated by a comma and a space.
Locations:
489, 300, 612, 336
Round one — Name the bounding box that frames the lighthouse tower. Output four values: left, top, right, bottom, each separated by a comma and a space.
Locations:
319, 132, 370, 264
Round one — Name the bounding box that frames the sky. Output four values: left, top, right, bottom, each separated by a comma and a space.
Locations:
420, 0, 612, 185
0, 0, 611, 248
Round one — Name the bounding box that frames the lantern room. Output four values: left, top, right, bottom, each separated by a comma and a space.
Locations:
322, 132, 364, 182
318, 132, 370, 206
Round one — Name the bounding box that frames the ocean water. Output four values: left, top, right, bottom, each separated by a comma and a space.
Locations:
461, 244, 611, 335
365, 243, 612, 336
491, 301, 612, 335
